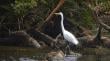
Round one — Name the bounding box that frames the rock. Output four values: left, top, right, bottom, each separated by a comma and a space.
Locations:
102, 37, 110, 47
47, 50, 64, 61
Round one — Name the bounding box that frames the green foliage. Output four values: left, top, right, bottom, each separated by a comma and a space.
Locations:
0, 0, 109, 36
98, 1, 110, 11
11, 0, 38, 16
40, 0, 48, 4
61, 0, 110, 29
80, 7, 94, 29
62, 0, 95, 29
0, 0, 38, 32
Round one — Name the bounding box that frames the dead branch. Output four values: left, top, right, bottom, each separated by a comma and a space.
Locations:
93, 25, 103, 45
85, 3, 110, 32
26, 28, 56, 47
12, 31, 41, 48
92, 12, 110, 32
98, 18, 110, 32
45, 0, 64, 21
0, 29, 57, 48
0, 31, 41, 48
38, 0, 64, 30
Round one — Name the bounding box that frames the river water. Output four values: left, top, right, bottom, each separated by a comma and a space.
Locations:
0, 46, 110, 61
1, 55, 110, 61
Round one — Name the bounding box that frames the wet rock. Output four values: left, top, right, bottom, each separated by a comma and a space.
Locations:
101, 37, 110, 47
47, 50, 64, 61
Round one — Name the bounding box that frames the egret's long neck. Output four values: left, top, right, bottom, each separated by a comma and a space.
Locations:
60, 13, 65, 32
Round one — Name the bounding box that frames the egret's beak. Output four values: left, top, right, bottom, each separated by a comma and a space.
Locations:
54, 13, 60, 15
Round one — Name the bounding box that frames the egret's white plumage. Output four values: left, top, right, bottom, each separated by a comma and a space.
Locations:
55, 12, 79, 45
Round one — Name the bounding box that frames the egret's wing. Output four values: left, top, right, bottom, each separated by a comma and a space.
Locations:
64, 31, 79, 45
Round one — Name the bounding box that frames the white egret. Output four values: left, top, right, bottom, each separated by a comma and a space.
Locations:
54, 12, 79, 55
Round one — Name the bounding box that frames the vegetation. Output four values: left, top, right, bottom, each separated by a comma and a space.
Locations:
0, 0, 110, 36
0, 1, 110, 60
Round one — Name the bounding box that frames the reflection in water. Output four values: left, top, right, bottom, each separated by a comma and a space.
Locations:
64, 53, 82, 61
64, 55, 79, 61
19, 57, 37, 61
0, 57, 39, 61
1, 55, 110, 61
0, 47, 110, 61
78, 55, 110, 61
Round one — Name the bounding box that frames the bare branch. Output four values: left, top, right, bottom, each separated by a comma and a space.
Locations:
93, 25, 103, 45
38, 0, 65, 30
92, 11, 110, 32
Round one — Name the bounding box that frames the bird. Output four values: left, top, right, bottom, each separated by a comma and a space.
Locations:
54, 12, 79, 55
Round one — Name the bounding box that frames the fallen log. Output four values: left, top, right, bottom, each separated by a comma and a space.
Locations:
0, 28, 57, 48
11, 31, 41, 48
1, 29, 110, 49
0, 31, 41, 48
26, 28, 56, 48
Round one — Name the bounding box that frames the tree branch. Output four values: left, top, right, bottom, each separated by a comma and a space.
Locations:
38, 0, 64, 30
92, 10, 110, 32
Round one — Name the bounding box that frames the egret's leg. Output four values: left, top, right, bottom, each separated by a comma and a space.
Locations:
65, 41, 71, 56
64, 47, 67, 56
67, 45, 71, 54
64, 42, 67, 56
67, 42, 71, 54
64, 40, 68, 56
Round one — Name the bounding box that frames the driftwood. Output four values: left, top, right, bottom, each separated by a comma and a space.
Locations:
92, 7, 110, 47
0, 0, 64, 48
0, 28, 58, 48
1, 26, 110, 48
77, 25, 110, 48
11, 31, 41, 48
97, 17, 110, 32
0, 29, 57, 48
77, 4, 110, 47
85, 3, 110, 32
92, 10, 110, 32
0, 31, 41, 48
26, 28, 56, 47
93, 25, 103, 45
1, 1, 110, 49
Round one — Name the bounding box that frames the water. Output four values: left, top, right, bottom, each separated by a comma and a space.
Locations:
0, 46, 110, 61
1, 55, 110, 61
0, 54, 110, 61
